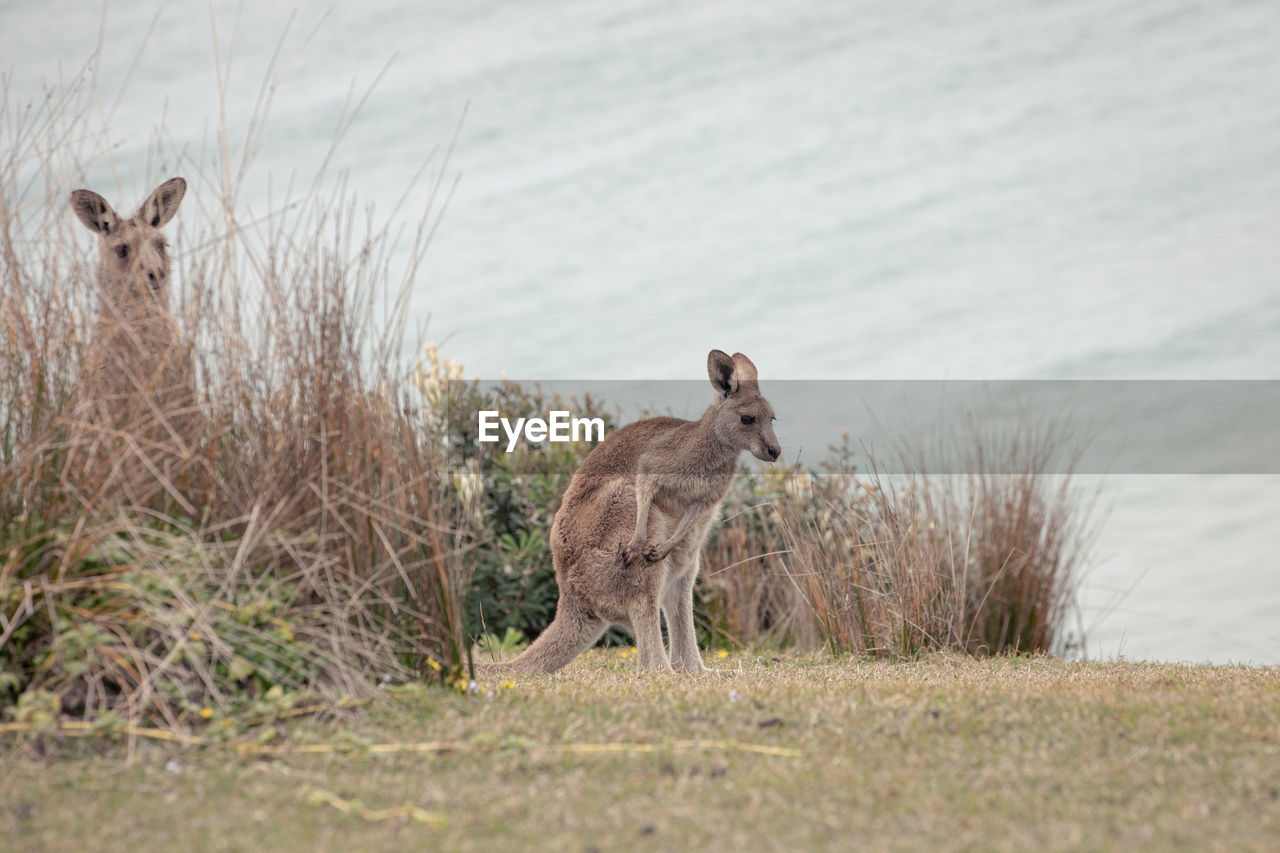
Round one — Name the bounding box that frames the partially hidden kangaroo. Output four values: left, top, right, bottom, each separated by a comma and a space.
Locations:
70, 177, 187, 401
69, 178, 192, 507
479, 350, 781, 675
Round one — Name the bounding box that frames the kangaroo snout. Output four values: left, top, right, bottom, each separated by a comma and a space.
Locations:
754, 440, 781, 463
759, 421, 782, 463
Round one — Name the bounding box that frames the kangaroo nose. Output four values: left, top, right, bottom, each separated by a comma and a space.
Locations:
146, 269, 162, 290
767, 444, 780, 461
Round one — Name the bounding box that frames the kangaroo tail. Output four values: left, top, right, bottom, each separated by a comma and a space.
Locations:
475, 607, 607, 675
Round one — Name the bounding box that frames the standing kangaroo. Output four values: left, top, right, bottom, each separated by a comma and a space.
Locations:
481, 350, 781, 675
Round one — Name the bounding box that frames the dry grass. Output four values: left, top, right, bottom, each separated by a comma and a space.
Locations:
701, 472, 820, 650
2, 653, 1276, 851
1, 41, 470, 727
702, 425, 1095, 659
791, 424, 1094, 657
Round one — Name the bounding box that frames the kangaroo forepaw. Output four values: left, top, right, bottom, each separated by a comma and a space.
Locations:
623, 540, 646, 565
644, 545, 668, 562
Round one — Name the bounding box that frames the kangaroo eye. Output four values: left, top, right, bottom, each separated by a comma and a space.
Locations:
115, 244, 129, 260
740, 415, 755, 425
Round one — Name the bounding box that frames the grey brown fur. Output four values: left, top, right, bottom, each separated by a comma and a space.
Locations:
70, 177, 187, 400
69, 179, 193, 507
480, 350, 780, 675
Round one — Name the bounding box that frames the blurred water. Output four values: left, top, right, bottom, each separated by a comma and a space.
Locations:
3, 0, 1277, 662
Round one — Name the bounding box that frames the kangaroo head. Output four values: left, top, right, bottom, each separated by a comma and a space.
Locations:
70, 178, 186, 318
706, 349, 781, 463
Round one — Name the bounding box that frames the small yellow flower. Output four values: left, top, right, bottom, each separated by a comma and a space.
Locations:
199, 707, 213, 719
716, 649, 730, 659
188, 631, 203, 641
426, 657, 442, 672
499, 680, 514, 691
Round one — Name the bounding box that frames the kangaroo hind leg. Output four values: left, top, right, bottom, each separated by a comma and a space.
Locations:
628, 595, 673, 674
661, 555, 707, 674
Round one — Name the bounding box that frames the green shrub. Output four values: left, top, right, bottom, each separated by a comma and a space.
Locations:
417, 365, 624, 644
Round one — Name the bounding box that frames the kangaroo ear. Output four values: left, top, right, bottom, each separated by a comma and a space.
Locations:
708, 349, 737, 397
137, 177, 186, 229
70, 189, 119, 236
730, 352, 758, 384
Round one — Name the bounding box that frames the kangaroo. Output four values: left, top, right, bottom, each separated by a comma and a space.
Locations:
69, 178, 192, 507
70, 177, 187, 400
479, 350, 780, 675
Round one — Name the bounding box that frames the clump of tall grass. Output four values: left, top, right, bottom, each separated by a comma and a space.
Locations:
767, 426, 1095, 657
699, 469, 821, 650
1, 45, 469, 728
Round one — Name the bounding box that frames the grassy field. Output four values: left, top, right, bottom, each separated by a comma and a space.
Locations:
3, 652, 1277, 851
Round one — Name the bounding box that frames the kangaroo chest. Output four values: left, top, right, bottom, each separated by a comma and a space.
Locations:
651, 470, 733, 515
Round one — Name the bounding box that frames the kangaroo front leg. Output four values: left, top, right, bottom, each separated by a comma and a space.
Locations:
662, 556, 708, 673
624, 464, 659, 564
644, 500, 706, 563
629, 598, 672, 674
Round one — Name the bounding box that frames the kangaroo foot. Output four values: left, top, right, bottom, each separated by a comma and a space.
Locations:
671, 658, 709, 674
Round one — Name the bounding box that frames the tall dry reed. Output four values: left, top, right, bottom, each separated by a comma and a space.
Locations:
1, 37, 469, 727
771, 425, 1095, 657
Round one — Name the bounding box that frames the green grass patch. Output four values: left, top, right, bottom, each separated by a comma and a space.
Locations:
4, 654, 1277, 851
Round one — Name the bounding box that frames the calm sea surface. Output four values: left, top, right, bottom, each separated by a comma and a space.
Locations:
4, 0, 1278, 662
